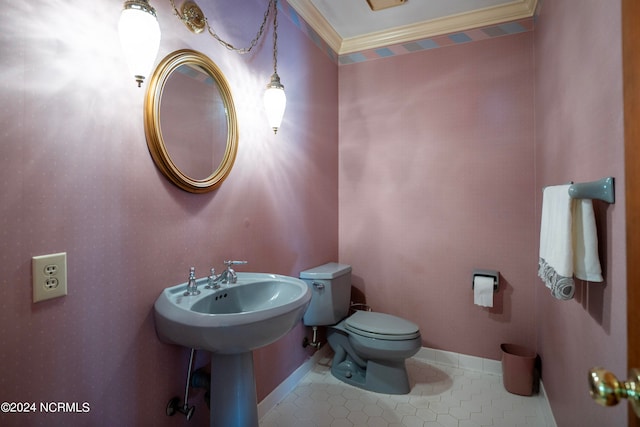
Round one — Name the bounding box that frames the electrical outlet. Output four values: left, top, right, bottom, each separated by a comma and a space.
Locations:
32, 252, 67, 303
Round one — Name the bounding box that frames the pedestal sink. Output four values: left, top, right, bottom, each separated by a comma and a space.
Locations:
154, 272, 311, 427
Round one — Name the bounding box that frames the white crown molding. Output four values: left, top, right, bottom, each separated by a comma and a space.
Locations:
286, 0, 537, 55
286, 0, 343, 53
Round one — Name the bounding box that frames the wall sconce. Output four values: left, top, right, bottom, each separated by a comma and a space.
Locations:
118, 0, 161, 87
169, 0, 286, 133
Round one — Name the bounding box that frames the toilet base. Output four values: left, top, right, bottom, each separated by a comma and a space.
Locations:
331, 354, 411, 395
328, 327, 414, 395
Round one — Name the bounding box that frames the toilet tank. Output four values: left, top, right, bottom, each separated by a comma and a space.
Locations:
300, 262, 352, 326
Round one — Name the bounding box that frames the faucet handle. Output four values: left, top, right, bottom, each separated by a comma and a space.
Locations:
224, 260, 248, 267
184, 266, 200, 296
206, 268, 219, 290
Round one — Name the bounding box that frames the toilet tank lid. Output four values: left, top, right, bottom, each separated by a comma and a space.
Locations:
300, 262, 352, 279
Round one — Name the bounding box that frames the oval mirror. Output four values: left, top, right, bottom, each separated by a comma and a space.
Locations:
144, 49, 238, 193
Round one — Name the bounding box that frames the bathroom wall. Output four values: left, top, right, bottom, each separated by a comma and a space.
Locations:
339, 32, 537, 359
534, 0, 627, 426
0, 0, 338, 425
339, 1, 628, 425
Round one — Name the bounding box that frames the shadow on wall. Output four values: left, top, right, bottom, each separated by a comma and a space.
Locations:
350, 274, 367, 308
488, 274, 513, 323
575, 279, 608, 331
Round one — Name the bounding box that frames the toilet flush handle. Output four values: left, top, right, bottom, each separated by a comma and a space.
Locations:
312, 282, 325, 291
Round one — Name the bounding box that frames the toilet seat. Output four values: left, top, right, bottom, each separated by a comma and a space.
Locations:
345, 311, 420, 341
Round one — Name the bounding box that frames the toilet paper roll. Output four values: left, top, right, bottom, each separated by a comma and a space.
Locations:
474, 276, 494, 307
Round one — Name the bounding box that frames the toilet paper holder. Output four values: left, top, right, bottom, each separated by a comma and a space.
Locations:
472, 269, 499, 292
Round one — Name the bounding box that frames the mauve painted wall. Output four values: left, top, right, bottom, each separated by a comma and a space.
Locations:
339, 33, 537, 360
535, 0, 627, 426
0, 0, 337, 426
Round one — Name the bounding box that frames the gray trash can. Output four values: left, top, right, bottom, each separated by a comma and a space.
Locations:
500, 343, 537, 396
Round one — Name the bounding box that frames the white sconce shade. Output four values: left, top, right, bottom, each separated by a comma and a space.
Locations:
118, 0, 161, 87
263, 73, 286, 134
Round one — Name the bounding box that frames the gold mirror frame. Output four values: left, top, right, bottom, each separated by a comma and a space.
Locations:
144, 49, 238, 193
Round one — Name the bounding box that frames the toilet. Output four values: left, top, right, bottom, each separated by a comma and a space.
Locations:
301, 262, 421, 394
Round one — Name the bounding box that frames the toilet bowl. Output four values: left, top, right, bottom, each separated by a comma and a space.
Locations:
327, 310, 421, 394
300, 262, 421, 394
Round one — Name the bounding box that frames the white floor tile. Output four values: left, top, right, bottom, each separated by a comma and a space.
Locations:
260, 356, 550, 427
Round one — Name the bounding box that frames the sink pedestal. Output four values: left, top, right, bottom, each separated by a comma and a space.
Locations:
210, 352, 258, 427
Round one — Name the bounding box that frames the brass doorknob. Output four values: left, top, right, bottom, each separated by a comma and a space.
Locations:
588, 367, 640, 417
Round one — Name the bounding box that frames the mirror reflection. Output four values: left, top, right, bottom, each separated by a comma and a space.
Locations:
160, 64, 229, 181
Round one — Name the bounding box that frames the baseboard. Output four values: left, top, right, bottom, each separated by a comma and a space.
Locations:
257, 345, 331, 419
537, 381, 558, 427
414, 346, 503, 375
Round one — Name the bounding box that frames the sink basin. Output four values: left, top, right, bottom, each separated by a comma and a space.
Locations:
154, 272, 311, 354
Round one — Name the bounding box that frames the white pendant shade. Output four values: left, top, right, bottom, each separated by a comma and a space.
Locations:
263, 73, 286, 134
118, 2, 161, 87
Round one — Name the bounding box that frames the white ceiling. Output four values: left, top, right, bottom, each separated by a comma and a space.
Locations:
286, 0, 538, 54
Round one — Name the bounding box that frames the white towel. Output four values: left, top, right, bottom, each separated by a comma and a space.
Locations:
538, 185, 603, 300
573, 199, 604, 282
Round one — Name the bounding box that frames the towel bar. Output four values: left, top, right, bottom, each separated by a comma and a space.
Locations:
568, 177, 615, 204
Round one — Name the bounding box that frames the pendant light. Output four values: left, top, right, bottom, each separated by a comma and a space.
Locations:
118, 0, 161, 87
263, 0, 286, 134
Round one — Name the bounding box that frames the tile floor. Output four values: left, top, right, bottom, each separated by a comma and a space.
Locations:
260, 353, 552, 427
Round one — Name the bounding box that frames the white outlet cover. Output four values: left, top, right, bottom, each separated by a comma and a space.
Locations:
32, 252, 67, 303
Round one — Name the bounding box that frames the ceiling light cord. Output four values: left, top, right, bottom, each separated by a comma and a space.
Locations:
169, 0, 276, 54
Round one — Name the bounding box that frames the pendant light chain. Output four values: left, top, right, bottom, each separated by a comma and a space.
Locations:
169, 0, 276, 54
166, 0, 286, 133
272, 0, 279, 73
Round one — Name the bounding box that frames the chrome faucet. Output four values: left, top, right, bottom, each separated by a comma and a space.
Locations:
220, 260, 247, 284
184, 267, 200, 296
206, 260, 247, 287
